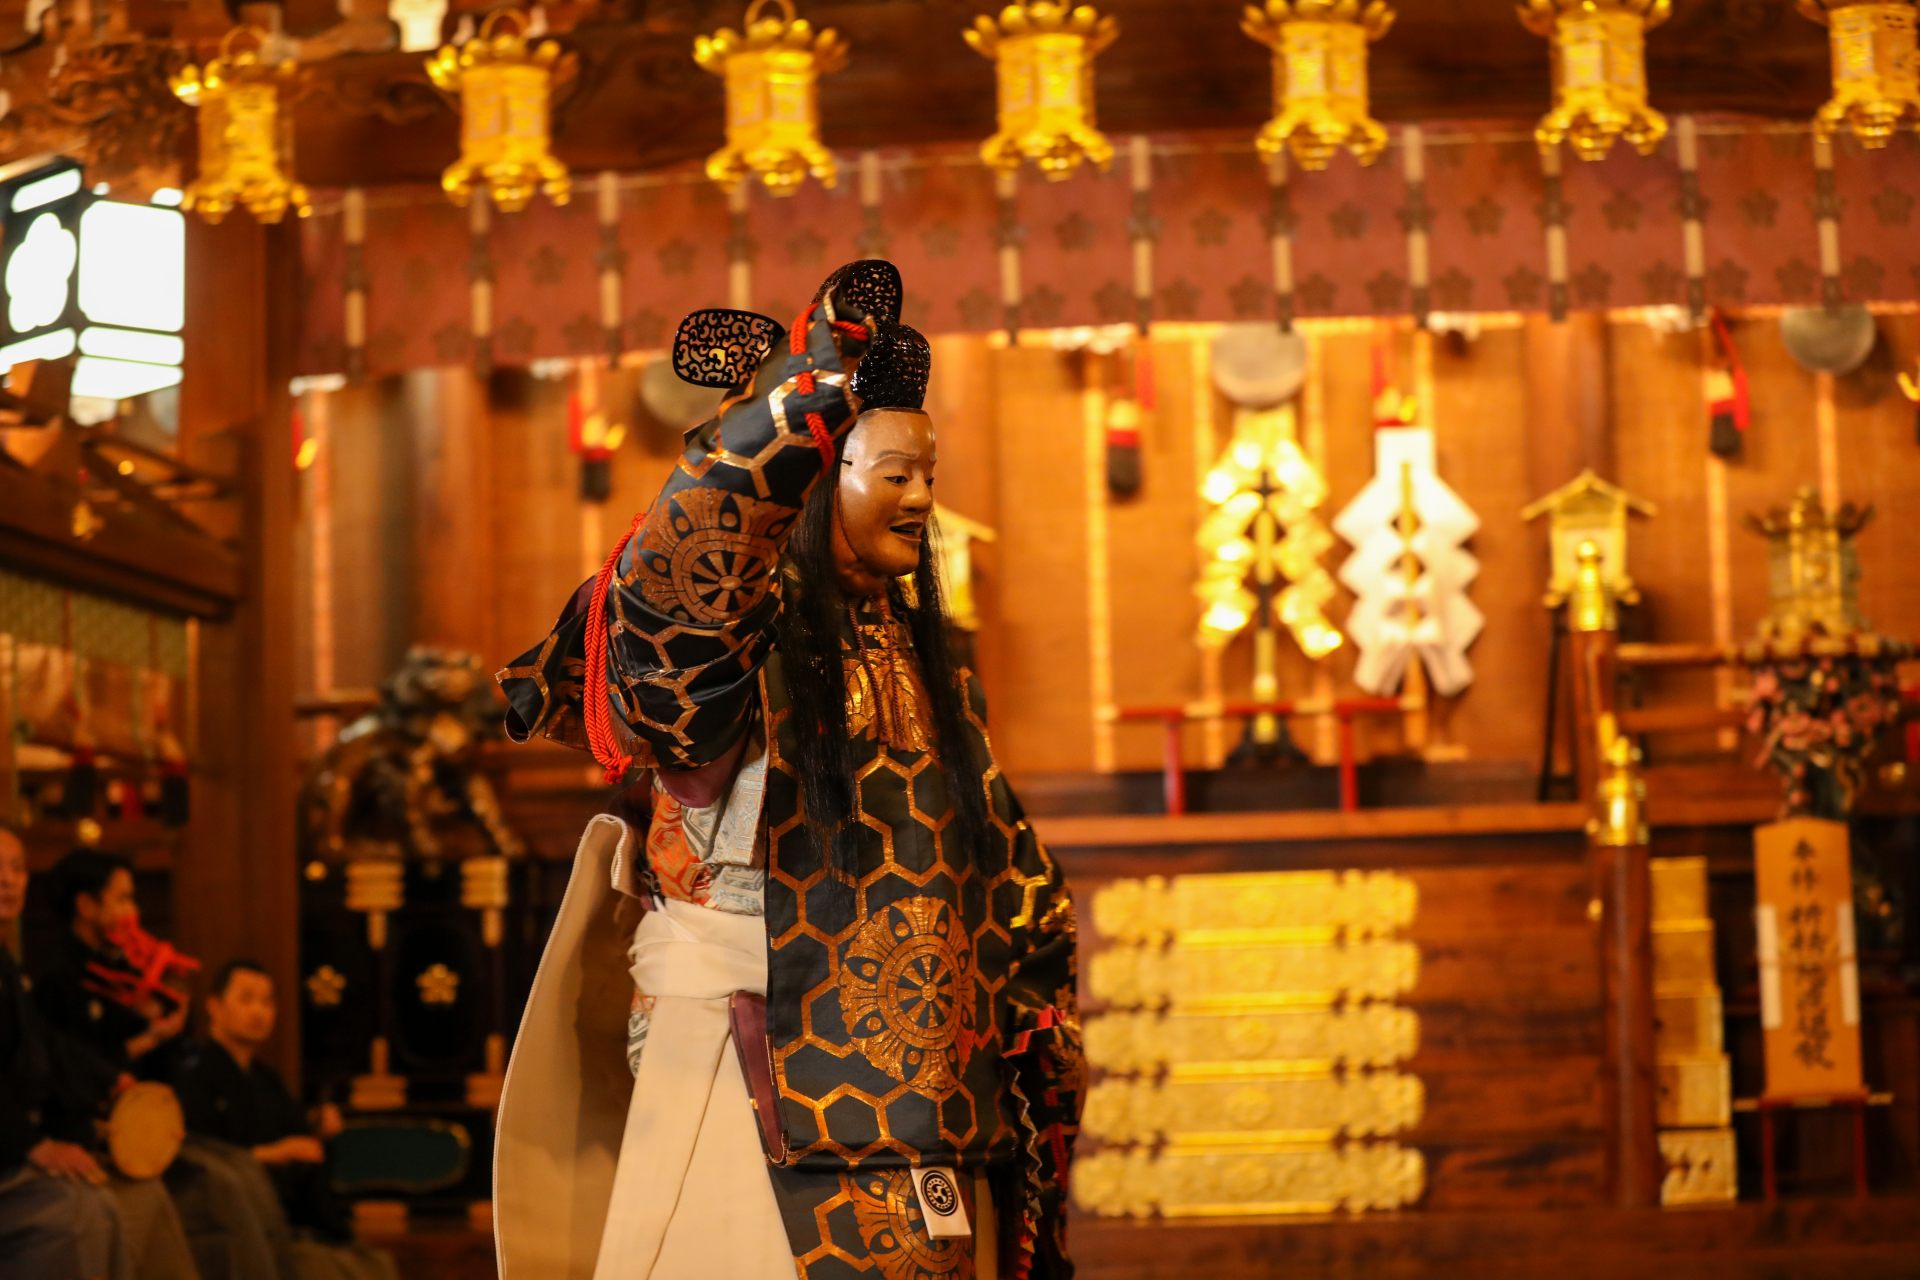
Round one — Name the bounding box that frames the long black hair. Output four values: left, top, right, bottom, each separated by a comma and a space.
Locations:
775, 447, 996, 885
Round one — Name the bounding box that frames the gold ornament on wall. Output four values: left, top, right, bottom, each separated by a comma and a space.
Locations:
1518, 0, 1670, 160
1799, 0, 1920, 148
426, 8, 574, 212
695, 0, 848, 197
1746, 487, 1873, 644
965, 2, 1119, 180
170, 27, 312, 224
1240, 0, 1396, 171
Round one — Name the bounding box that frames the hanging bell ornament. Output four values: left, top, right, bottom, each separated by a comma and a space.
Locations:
1241, 0, 1396, 171
1799, 0, 1920, 148
695, 0, 848, 197
426, 8, 574, 212
171, 27, 313, 224
1518, 0, 1670, 160
965, 2, 1119, 180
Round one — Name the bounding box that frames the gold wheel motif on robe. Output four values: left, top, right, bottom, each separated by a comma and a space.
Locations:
845, 1168, 969, 1280
634, 488, 791, 623
839, 896, 973, 1097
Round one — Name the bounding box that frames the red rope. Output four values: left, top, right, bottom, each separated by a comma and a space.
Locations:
584, 509, 648, 785
790, 307, 869, 468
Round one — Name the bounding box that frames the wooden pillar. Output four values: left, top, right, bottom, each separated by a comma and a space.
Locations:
1592, 829, 1659, 1207
175, 216, 302, 1083
1523, 311, 1614, 487
1577, 549, 1658, 1207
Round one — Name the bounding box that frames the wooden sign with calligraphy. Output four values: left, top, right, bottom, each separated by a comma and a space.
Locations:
1754, 818, 1863, 1100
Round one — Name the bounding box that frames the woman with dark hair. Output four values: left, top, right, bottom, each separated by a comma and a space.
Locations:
494, 263, 1081, 1280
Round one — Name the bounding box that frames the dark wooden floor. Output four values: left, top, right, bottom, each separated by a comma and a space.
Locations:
382, 1195, 1920, 1279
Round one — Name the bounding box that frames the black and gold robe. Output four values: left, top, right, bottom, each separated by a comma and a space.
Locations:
500, 298, 1082, 1280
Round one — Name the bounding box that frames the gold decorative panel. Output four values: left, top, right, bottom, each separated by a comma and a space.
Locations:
1089, 936, 1418, 1009
1650, 856, 1709, 924
1083, 1071, 1424, 1145
1084, 1004, 1419, 1074
1074, 1144, 1426, 1217
1659, 1127, 1737, 1206
1078, 868, 1422, 1219
1653, 990, 1724, 1058
1651, 922, 1716, 989
1091, 869, 1416, 944
1657, 1055, 1732, 1129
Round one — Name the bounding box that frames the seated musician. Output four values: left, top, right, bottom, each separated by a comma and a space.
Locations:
0, 826, 200, 1280
173, 961, 396, 1280
30, 850, 189, 1080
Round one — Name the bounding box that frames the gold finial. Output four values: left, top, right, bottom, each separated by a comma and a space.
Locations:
1567, 539, 1617, 634
1588, 712, 1647, 847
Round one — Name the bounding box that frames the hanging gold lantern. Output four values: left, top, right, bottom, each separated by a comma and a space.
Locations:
965, 2, 1119, 180
170, 28, 312, 224
1240, 0, 1395, 171
695, 0, 848, 197
1519, 0, 1670, 160
1799, 0, 1920, 147
426, 9, 574, 212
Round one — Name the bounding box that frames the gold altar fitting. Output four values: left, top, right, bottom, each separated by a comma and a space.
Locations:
1588, 713, 1646, 847
1241, 0, 1395, 171
426, 8, 575, 212
1522, 469, 1654, 611
1746, 487, 1873, 644
170, 27, 312, 224
345, 859, 404, 950
1798, 0, 1920, 148
1568, 540, 1619, 635
695, 0, 847, 196
1518, 0, 1670, 160
966, 2, 1119, 180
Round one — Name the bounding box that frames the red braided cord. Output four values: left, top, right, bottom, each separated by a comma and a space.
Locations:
584, 509, 648, 785
790, 307, 869, 468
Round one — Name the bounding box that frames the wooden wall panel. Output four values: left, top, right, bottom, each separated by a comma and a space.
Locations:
1424, 323, 1541, 763
300, 310, 1920, 783
1611, 322, 1721, 758
1105, 341, 1204, 772
984, 345, 1097, 775
1839, 313, 1920, 635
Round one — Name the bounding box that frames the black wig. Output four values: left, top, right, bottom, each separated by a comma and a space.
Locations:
773, 324, 996, 886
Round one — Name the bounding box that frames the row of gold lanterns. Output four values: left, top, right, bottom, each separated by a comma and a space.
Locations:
169, 0, 1920, 224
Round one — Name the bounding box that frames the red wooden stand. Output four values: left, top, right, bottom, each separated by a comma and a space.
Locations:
1740, 1092, 1889, 1203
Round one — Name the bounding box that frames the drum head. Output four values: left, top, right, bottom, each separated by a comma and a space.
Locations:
108, 1082, 186, 1180
1212, 324, 1309, 408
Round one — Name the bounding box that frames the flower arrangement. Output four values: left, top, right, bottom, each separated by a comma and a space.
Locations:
1746, 655, 1901, 818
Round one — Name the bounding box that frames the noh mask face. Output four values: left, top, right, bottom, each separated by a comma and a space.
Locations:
832, 408, 936, 597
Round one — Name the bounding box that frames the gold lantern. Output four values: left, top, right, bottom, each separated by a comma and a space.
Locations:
1799, 0, 1920, 148
965, 2, 1119, 180
1240, 0, 1396, 171
695, 0, 848, 197
1518, 0, 1670, 160
426, 9, 573, 212
1746, 487, 1873, 644
170, 28, 312, 224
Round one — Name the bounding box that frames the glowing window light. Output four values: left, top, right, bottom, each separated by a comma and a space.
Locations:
71, 355, 183, 400
6, 214, 77, 333
11, 167, 83, 213
78, 328, 185, 365
0, 330, 77, 366
78, 202, 186, 333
